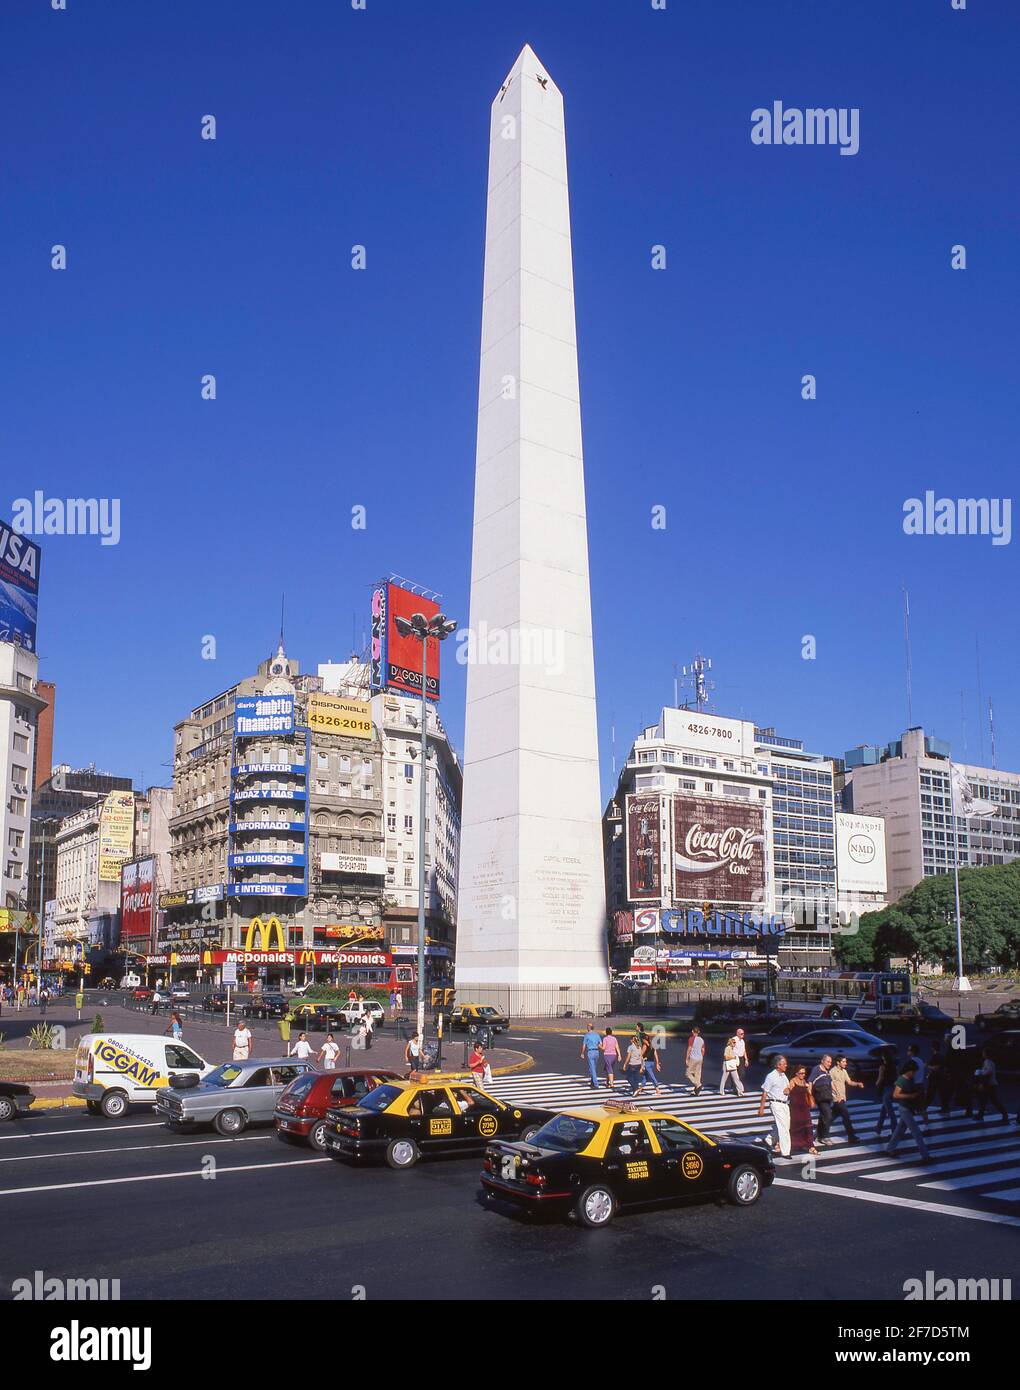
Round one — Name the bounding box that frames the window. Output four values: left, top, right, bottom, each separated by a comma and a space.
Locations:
11, 764, 28, 784
317, 753, 329, 771
8, 829, 24, 849
386, 813, 396, 831
13, 734, 29, 754
404, 815, 413, 833
9, 798, 26, 817
6, 861, 24, 880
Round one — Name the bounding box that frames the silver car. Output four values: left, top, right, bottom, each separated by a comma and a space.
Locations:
155, 1058, 315, 1136
757, 1028, 887, 1076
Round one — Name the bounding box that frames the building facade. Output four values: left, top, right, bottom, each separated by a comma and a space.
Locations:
841, 726, 1020, 903
0, 641, 43, 913
32, 679, 55, 790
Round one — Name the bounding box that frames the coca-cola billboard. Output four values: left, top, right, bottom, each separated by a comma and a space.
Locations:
626, 794, 665, 901
672, 797, 765, 905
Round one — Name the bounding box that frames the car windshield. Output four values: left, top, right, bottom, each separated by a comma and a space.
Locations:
477, 1008, 500, 1018
526, 1114, 599, 1152
203, 1064, 244, 1088
355, 1084, 402, 1113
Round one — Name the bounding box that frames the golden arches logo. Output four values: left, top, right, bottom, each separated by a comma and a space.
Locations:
243, 916, 287, 952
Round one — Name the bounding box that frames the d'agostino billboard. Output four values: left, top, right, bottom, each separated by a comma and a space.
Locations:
370, 581, 442, 700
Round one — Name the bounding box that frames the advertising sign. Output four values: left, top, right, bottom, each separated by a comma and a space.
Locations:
98, 790, 135, 882
322, 923, 385, 941
320, 852, 386, 877
625, 794, 666, 902
835, 812, 888, 895
672, 795, 765, 905
0, 524, 40, 651
228, 882, 307, 897
228, 852, 306, 869
662, 708, 754, 759
307, 694, 373, 739
234, 694, 295, 737
120, 858, 154, 941
371, 581, 441, 700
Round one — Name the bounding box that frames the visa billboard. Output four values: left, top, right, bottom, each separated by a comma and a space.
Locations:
0, 524, 40, 652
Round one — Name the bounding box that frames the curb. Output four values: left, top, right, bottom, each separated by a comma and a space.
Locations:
30, 1096, 86, 1111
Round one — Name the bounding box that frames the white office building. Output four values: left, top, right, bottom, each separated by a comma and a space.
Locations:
1, 642, 42, 912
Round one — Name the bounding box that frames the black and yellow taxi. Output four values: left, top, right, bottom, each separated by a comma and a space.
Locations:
480, 1100, 774, 1228
322, 1073, 549, 1169
448, 1003, 509, 1035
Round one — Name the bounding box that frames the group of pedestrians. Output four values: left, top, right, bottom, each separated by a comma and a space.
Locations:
0, 982, 52, 1013
759, 1052, 866, 1158
580, 1024, 663, 1096
682, 1026, 749, 1096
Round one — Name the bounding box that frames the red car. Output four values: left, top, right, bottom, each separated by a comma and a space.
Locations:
274, 1068, 401, 1152
132, 988, 153, 1001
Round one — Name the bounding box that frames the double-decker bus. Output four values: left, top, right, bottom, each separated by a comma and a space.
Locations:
740, 969, 911, 1020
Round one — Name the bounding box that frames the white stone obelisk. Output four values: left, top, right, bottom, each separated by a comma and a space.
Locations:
455, 45, 609, 1009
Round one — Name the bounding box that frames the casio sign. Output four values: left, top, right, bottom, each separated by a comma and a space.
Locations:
848, 834, 876, 864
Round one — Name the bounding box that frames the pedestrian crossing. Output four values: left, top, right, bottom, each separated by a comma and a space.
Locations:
485, 1071, 1020, 1218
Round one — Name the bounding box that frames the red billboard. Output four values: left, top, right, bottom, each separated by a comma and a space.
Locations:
371, 581, 442, 700
672, 797, 765, 906
120, 858, 155, 945
626, 794, 664, 901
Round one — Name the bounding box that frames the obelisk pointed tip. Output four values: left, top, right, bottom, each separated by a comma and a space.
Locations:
496, 43, 560, 101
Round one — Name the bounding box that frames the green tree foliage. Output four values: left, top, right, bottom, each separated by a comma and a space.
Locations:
836, 861, 1020, 971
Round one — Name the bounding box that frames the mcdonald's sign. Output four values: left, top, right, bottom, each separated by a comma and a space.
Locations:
243, 916, 288, 952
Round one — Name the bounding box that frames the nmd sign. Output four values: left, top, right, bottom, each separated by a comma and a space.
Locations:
835, 813, 887, 895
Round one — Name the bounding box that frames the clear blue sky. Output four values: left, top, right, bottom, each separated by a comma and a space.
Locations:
2, 0, 1018, 796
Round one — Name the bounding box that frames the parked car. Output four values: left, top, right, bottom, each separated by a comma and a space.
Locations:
974, 1000, 1020, 1033
150, 989, 172, 1007
983, 1030, 1020, 1075
74, 1034, 213, 1118
869, 1001, 953, 1036
239, 992, 289, 1020
170, 984, 191, 1003
202, 991, 232, 1013
744, 1018, 864, 1062
289, 1002, 345, 1031
275, 1068, 402, 1150
131, 987, 153, 1001
0, 1080, 35, 1122
155, 1058, 315, 1135
335, 999, 385, 1029
757, 1028, 887, 1076
449, 1004, 509, 1035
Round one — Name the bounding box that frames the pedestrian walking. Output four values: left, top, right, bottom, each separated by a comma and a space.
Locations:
232, 1020, 253, 1061
292, 1031, 314, 1060
638, 1031, 662, 1094
580, 1023, 603, 1089
904, 1044, 928, 1121
809, 1055, 834, 1145
758, 1055, 792, 1158
363, 1010, 374, 1050
719, 1036, 745, 1096
388, 988, 397, 1018
829, 1054, 864, 1143
925, 1041, 950, 1113
788, 1065, 818, 1155
39, 986, 48, 1016
395, 988, 403, 1013
974, 1049, 1009, 1122
165, 1011, 184, 1041
600, 1027, 621, 1089
733, 1028, 748, 1082
469, 1041, 486, 1087
884, 1060, 931, 1161
404, 1031, 424, 1075
685, 1025, 706, 1095
623, 1034, 644, 1095
319, 1032, 341, 1070
874, 1046, 899, 1136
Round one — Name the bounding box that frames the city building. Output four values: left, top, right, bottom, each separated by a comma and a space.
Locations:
32, 679, 54, 790
603, 704, 873, 972
841, 726, 1020, 903
319, 657, 462, 987
0, 640, 43, 913
29, 765, 134, 924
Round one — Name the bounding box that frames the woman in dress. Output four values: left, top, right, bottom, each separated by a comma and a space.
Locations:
788, 1064, 818, 1155
600, 1028, 621, 1089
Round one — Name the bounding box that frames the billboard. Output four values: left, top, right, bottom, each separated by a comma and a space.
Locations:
120, 858, 155, 941
320, 852, 386, 877
98, 790, 135, 882
370, 581, 441, 700
661, 708, 754, 759
0, 524, 41, 652
835, 812, 888, 895
625, 794, 666, 901
234, 694, 295, 737
672, 795, 765, 905
307, 694, 373, 739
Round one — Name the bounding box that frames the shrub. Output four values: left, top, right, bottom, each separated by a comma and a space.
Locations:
28, 1023, 56, 1051
91, 1013, 105, 1033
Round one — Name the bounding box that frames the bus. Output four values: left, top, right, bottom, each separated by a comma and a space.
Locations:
740, 969, 911, 1021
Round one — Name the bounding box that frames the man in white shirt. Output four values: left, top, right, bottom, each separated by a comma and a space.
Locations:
757, 1056, 791, 1157
232, 1023, 253, 1061
292, 1032, 314, 1060
733, 1028, 748, 1078
319, 1032, 341, 1070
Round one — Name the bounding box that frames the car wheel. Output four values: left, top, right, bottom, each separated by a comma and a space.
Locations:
307, 1120, 329, 1152
0, 1096, 18, 1122
214, 1108, 246, 1136
385, 1138, 419, 1169
727, 1164, 762, 1207
85, 1100, 102, 1116
520, 1124, 543, 1143
575, 1184, 617, 1229
100, 1089, 128, 1120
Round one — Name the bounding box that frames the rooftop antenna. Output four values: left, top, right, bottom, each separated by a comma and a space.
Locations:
673, 663, 679, 709
902, 584, 913, 727
679, 653, 714, 713
279, 592, 286, 649
960, 690, 968, 759
989, 695, 997, 770
976, 640, 985, 764
611, 717, 616, 779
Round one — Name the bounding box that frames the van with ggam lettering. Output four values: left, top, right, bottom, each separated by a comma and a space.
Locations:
73, 1034, 214, 1119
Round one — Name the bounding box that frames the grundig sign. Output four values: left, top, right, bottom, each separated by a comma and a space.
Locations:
243, 916, 288, 952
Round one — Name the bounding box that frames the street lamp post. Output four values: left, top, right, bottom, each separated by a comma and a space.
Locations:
392, 609, 457, 1045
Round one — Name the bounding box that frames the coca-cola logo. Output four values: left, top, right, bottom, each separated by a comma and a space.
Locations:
847, 834, 875, 864
683, 822, 758, 875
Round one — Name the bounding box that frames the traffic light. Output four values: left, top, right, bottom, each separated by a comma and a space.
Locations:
82, 964, 91, 976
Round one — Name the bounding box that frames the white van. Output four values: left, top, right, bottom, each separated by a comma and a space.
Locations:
73, 1034, 214, 1118
120, 973, 142, 990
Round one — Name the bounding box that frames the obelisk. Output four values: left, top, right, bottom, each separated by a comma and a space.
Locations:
455, 45, 610, 1010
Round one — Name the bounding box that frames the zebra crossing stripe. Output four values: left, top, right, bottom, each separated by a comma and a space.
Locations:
921, 1165, 1020, 1192
822, 1132, 1020, 1175
868, 1146, 1020, 1182
773, 1179, 1020, 1228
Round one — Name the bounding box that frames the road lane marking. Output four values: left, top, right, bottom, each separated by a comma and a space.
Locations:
773, 1178, 1020, 1227
822, 1133, 1019, 1175
0, 1120, 165, 1143
0, 1155, 329, 1197
922, 1166, 1020, 1192
0, 1135, 272, 1164
868, 1147, 1020, 1182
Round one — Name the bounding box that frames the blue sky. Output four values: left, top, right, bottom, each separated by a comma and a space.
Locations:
2, 0, 1017, 796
